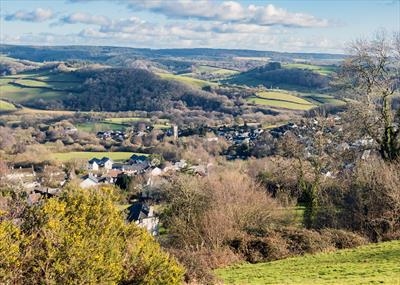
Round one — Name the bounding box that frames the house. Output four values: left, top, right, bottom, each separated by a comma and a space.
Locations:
127, 202, 159, 236
112, 163, 149, 174
129, 154, 149, 165
80, 174, 100, 188
87, 157, 114, 171
79, 174, 109, 188
88, 159, 99, 171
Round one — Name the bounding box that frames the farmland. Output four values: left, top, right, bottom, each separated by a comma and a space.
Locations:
216, 240, 400, 285
246, 91, 315, 110
283, 63, 337, 76
51, 151, 146, 162
157, 72, 217, 88
0, 69, 81, 104
76, 117, 171, 133
0, 100, 16, 111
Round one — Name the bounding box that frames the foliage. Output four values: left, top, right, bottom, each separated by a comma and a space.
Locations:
0, 186, 184, 284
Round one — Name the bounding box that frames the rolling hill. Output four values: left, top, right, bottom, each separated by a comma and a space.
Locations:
216, 240, 400, 285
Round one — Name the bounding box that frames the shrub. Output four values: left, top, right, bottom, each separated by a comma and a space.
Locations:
0, 186, 184, 284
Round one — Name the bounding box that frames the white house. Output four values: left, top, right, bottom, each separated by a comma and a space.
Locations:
88, 159, 99, 171
87, 157, 113, 171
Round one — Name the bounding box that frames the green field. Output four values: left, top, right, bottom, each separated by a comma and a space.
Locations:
247, 91, 315, 110
0, 70, 81, 104
257, 91, 313, 105
0, 100, 17, 110
216, 240, 400, 285
75, 122, 128, 132
283, 63, 337, 76
157, 72, 217, 88
195, 65, 239, 76
302, 94, 346, 106
77, 117, 171, 133
104, 117, 151, 123
51, 152, 146, 162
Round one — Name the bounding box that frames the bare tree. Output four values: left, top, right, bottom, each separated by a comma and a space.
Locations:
338, 31, 400, 160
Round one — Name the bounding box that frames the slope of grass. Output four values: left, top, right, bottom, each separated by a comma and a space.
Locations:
195, 65, 239, 76
216, 240, 400, 285
302, 94, 346, 106
283, 63, 337, 76
157, 72, 217, 88
257, 91, 313, 105
51, 151, 145, 162
246, 91, 314, 110
75, 122, 127, 132
0, 100, 16, 110
0, 69, 82, 104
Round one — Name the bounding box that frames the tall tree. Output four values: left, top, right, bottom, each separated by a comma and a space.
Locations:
338, 31, 400, 160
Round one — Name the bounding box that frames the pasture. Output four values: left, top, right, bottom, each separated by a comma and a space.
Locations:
246, 91, 315, 110
283, 63, 337, 76
0, 70, 81, 104
216, 240, 400, 285
0, 100, 16, 111
157, 72, 217, 88
302, 93, 346, 106
51, 151, 145, 162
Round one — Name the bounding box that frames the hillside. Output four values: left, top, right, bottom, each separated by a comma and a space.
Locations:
216, 240, 400, 285
0, 66, 228, 112
227, 62, 331, 91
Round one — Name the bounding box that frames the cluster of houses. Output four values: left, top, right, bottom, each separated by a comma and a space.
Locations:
96, 130, 129, 141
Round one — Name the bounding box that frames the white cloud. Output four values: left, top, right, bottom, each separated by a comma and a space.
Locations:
128, 0, 329, 28
58, 12, 111, 26
5, 8, 54, 22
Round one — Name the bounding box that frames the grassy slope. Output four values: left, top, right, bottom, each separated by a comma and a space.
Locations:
0, 70, 81, 104
283, 63, 337, 76
157, 72, 217, 88
246, 91, 315, 110
0, 100, 17, 110
216, 240, 400, 285
51, 151, 146, 162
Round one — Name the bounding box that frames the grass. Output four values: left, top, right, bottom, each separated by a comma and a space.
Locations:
0, 70, 82, 104
283, 63, 337, 76
195, 65, 239, 76
157, 72, 217, 88
51, 151, 146, 162
246, 91, 315, 110
104, 117, 151, 123
216, 240, 400, 285
0, 100, 16, 110
76, 122, 127, 132
77, 118, 171, 133
257, 91, 313, 105
302, 94, 346, 106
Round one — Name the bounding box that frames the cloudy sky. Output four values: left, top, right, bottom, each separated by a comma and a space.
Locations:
0, 0, 399, 53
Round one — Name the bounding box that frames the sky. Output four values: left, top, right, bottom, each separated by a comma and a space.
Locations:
0, 0, 399, 53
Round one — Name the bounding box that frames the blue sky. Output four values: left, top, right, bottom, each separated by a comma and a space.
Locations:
0, 0, 399, 53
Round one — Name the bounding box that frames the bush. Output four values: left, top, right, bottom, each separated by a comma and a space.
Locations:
321, 228, 368, 249
0, 186, 184, 284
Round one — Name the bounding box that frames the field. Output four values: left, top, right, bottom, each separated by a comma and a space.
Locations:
76, 117, 171, 133
193, 65, 239, 76
157, 72, 217, 88
216, 240, 400, 285
0, 70, 81, 104
0, 100, 17, 111
302, 93, 346, 106
246, 91, 315, 110
75, 122, 128, 132
51, 152, 146, 162
283, 63, 337, 76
